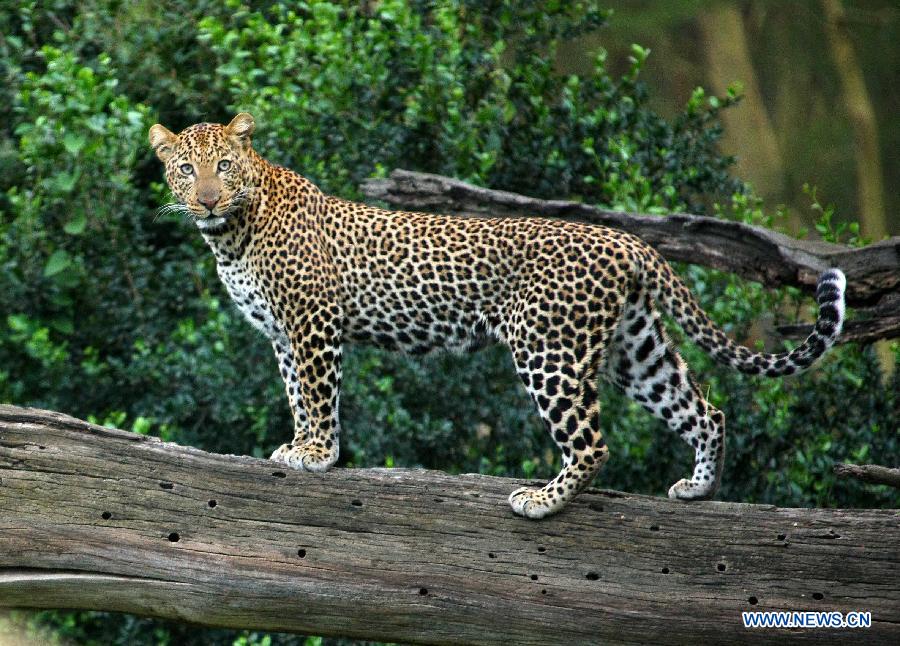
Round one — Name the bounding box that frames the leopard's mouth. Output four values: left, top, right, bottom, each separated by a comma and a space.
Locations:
196, 216, 228, 231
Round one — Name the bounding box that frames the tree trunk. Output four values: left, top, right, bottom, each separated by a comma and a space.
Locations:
822, 0, 888, 241
697, 3, 785, 199
1, 405, 898, 644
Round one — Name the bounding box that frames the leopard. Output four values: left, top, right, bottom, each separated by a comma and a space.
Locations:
149, 113, 846, 519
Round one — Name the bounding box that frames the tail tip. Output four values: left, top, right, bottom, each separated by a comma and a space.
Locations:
814, 268, 846, 342
818, 268, 846, 294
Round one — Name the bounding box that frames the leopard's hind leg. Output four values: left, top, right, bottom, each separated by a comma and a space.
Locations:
606, 288, 725, 500
504, 299, 616, 519
507, 346, 609, 518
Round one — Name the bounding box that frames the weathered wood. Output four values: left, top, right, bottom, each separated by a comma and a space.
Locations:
1, 404, 898, 644
361, 170, 900, 340
778, 293, 900, 344
834, 463, 900, 489
777, 314, 900, 345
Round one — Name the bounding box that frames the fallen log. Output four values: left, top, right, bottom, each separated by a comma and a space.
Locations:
1, 405, 898, 644
361, 169, 900, 344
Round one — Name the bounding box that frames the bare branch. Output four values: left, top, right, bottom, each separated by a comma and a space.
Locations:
778, 314, 900, 345
778, 292, 900, 344
834, 463, 900, 489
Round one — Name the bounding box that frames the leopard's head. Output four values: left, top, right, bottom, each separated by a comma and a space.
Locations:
149, 113, 257, 232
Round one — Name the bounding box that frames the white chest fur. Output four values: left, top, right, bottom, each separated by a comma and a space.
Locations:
216, 260, 283, 342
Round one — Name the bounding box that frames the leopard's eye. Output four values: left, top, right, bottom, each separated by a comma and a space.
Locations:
217, 159, 232, 172
179, 163, 194, 176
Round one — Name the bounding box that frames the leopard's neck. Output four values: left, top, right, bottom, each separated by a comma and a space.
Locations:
200, 160, 323, 267
199, 154, 273, 261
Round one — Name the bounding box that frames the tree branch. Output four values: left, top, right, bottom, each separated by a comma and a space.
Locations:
361, 170, 900, 343
1, 405, 899, 644
776, 294, 900, 343
834, 463, 900, 489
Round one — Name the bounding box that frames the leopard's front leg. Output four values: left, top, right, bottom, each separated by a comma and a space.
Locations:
270, 337, 309, 445
270, 313, 342, 473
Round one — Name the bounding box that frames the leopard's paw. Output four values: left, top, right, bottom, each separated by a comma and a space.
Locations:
667, 478, 715, 501
270, 443, 336, 473
508, 486, 558, 519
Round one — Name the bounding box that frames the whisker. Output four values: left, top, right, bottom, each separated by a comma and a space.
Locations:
155, 186, 256, 223
154, 202, 192, 223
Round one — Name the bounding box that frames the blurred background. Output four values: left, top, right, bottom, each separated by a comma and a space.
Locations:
0, 1, 897, 644
567, 0, 899, 239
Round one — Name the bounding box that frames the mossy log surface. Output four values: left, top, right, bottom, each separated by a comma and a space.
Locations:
1, 405, 898, 644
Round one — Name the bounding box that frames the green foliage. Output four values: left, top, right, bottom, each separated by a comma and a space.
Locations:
804, 183, 867, 247
0, 1, 896, 644
196, 0, 739, 208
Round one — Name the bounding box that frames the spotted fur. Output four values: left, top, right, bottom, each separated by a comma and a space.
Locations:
150, 114, 846, 519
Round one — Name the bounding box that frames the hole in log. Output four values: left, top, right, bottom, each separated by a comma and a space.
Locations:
433, 497, 444, 503
471, 493, 481, 498
588, 502, 604, 512
272, 471, 286, 478
717, 563, 726, 572
650, 525, 660, 531
537, 546, 546, 553
777, 533, 786, 541
541, 589, 547, 595
419, 588, 428, 596
298, 549, 306, 558
488, 552, 496, 559
101, 511, 111, 520
661, 567, 670, 574
168, 532, 180, 542
530, 574, 538, 581
351, 499, 363, 507
159, 482, 174, 490
825, 530, 840, 539
586, 572, 599, 581
38, 445, 46, 450
748, 596, 758, 605
207, 500, 217, 508
812, 592, 824, 600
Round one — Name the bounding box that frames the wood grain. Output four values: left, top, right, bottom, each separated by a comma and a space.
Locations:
1, 405, 898, 644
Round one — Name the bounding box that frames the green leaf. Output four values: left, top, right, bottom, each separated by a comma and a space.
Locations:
50, 318, 75, 335
43, 249, 71, 277
63, 212, 87, 235
53, 171, 79, 193
62, 132, 86, 155
7, 314, 30, 333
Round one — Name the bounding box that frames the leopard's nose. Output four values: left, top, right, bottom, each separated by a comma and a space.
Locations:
198, 195, 219, 210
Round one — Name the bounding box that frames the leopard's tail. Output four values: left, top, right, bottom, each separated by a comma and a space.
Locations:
644, 249, 845, 377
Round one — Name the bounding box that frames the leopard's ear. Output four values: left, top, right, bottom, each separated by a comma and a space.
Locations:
226, 112, 255, 149
149, 124, 177, 162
